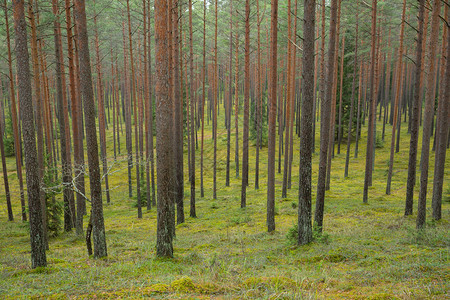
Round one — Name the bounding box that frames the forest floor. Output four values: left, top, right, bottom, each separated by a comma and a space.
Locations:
0, 115, 449, 299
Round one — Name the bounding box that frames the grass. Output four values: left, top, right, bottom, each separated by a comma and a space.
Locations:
0, 105, 449, 299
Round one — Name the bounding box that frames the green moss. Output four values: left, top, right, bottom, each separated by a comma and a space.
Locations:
171, 276, 196, 293
142, 283, 170, 294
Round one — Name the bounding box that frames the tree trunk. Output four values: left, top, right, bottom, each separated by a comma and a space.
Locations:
172, 0, 184, 224
226, 1, 233, 188
362, 0, 378, 203
431, 5, 449, 221
386, 0, 406, 195
188, 0, 196, 216
337, 34, 345, 155
241, 0, 250, 208
213, 0, 218, 200
5, 0, 26, 222
234, 26, 240, 180
74, 0, 108, 258
93, 0, 111, 205
125, 0, 142, 219
66, 0, 84, 234
147, 0, 156, 208
344, 0, 359, 178
298, 0, 315, 245
0, 102, 13, 221
53, 0, 75, 231
200, 0, 206, 198
122, 19, 133, 199
416, 0, 441, 229
28, 0, 47, 246
12, 0, 47, 268
155, 0, 174, 258
405, 0, 425, 215
267, 0, 278, 232
314, 0, 338, 232
282, 0, 293, 199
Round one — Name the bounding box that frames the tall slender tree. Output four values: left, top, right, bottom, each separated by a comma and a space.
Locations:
298, 0, 315, 245
0, 96, 13, 221
234, 25, 240, 180
53, 0, 75, 230
431, 6, 449, 221
155, 0, 174, 258
66, 0, 84, 234
213, 0, 218, 200
5, 0, 26, 221
172, 0, 184, 224
241, 0, 250, 208
282, 0, 293, 199
405, 0, 425, 215
27, 0, 47, 245
362, 0, 378, 204
200, 0, 206, 198
267, 0, 278, 232
227, 0, 233, 188
93, 0, 111, 205
416, 0, 441, 229
189, 0, 196, 218
12, 0, 46, 268
147, 0, 156, 208
74, 0, 107, 258
344, 0, 359, 178
314, 0, 338, 232
386, 0, 406, 195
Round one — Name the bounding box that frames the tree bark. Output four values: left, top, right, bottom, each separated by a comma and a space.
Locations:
298, 0, 315, 245
74, 0, 108, 258
53, 0, 75, 231
416, 0, 441, 229
386, 0, 406, 195
28, 0, 47, 246
241, 0, 250, 208
93, 0, 111, 205
155, 0, 174, 258
267, 0, 278, 232
362, 0, 378, 204
0, 98, 13, 221
5, 0, 26, 222
431, 5, 449, 221
12, 0, 47, 268
405, 0, 425, 215
314, 0, 338, 232
344, 0, 359, 178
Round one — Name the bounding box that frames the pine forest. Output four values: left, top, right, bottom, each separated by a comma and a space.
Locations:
0, 0, 449, 298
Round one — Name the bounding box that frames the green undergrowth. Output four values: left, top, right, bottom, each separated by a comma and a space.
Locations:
0, 113, 449, 299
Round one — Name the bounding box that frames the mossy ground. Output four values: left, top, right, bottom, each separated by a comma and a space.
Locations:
0, 107, 448, 299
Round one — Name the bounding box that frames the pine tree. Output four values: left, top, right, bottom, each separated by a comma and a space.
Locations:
267, 0, 278, 232
74, 0, 108, 258
155, 0, 174, 258
12, 0, 47, 268
298, 0, 315, 245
